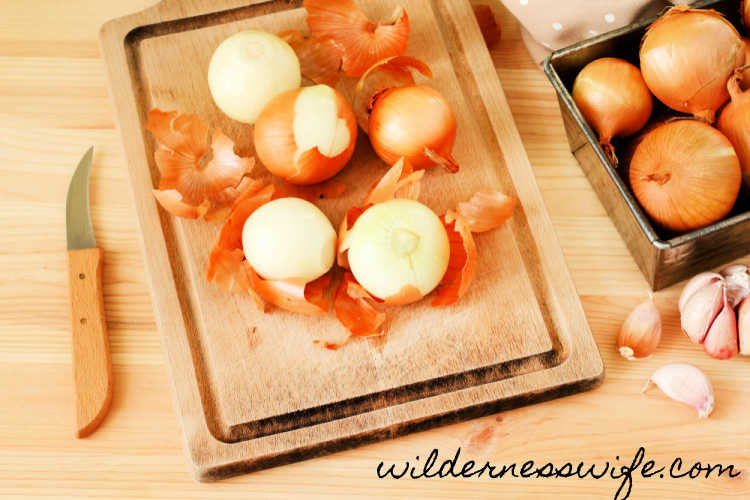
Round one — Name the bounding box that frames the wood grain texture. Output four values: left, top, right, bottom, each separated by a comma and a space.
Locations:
130, 0, 553, 434
98, 0, 602, 479
67, 247, 113, 438
1, 0, 749, 497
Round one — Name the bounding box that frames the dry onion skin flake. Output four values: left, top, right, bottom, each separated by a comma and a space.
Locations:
456, 190, 515, 233
353, 56, 433, 133
304, 0, 409, 78
277, 29, 343, 86
334, 272, 387, 338
206, 181, 277, 303
146, 109, 255, 222
431, 211, 477, 307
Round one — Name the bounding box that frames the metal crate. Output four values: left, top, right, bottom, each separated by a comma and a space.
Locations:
544, 0, 750, 290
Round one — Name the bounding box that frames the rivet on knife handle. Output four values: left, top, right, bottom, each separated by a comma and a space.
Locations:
67, 247, 112, 438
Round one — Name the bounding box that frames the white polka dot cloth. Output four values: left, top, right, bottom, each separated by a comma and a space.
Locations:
498, 0, 686, 63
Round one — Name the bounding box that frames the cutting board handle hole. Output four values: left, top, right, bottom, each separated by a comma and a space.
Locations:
79, 273, 85, 280
80, 317, 87, 325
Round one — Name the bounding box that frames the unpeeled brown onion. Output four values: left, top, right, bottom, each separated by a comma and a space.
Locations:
572, 57, 652, 164
369, 84, 458, 171
629, 120, 741, 232
253, 84, 357, 185
639, 6, 744, 122
741, 39, 750, 89
717, 72, 750, 190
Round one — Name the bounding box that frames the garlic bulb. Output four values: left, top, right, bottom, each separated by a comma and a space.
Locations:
617, 295, 662, 360
678, 264, 750, 360
642, 363, 714, 418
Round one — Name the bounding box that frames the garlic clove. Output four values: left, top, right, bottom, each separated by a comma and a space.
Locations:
617, 295, 662, 360
720, 263, 750, 308
681, 280, 724, 344
702, 287, 738, 360
720, 262, 748, 277
642, 363, 714, 418
736, 297, 750, 356
678, 271, 723, 313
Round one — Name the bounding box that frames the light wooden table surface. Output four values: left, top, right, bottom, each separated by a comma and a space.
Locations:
2, 1, 748, 498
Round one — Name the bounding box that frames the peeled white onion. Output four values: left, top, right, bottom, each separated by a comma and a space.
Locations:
343, 199, 450, 301
208, 30, 301, 124
242, 197, 335, 282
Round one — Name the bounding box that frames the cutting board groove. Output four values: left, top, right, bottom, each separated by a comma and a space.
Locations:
100, 0, 603, 480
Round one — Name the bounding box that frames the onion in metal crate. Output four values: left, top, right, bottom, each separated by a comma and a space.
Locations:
629, 120, 740, 233
572, 57, 652, 165
639, 5, 744, 122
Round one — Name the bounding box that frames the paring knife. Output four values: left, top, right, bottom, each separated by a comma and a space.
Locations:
65, 146, 113, 438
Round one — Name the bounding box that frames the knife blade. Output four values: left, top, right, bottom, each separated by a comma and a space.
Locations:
65, 146, 113, 438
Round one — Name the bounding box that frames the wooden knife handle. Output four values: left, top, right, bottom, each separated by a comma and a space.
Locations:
67, 247, 113, 438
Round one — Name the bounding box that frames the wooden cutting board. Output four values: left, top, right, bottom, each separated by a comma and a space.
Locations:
99, 0, 603, 481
